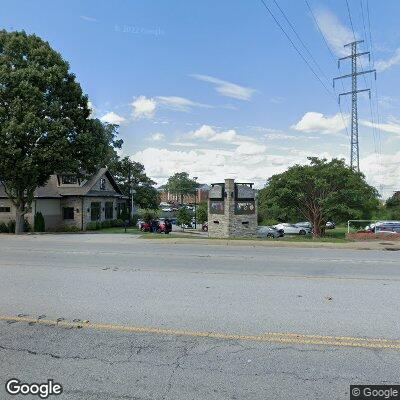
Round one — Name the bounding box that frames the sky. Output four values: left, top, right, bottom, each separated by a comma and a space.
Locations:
2, 0, 400, 197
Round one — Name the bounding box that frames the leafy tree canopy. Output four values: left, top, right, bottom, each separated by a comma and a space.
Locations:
109, 156, 159, 210
258, 157, 379, 237
0, 30, 121, 232
177, 207, 193, 228
385, 193, 400, 220
196, 201, 208, 224
165, 172, 198, 204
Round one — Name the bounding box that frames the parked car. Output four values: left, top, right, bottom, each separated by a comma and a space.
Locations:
161, 207, 173, 212
295, 221, 312, 229
274, 223, 311, 235
325, 221, 336, 229
139, 221, 151, 232
370, 221, 400, 234
257, 226, 284, 238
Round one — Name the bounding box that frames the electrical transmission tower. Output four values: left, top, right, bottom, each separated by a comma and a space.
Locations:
333, 40, 376, 172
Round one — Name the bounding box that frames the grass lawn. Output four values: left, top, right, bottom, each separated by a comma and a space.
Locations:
280, 226, 350, 243
96, 227, 141, 234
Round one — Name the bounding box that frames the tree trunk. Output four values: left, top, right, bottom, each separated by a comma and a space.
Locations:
312, 213, 322, 238
15, 205, 25, 235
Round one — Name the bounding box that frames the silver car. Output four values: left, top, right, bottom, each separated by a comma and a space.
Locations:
274, 223, 311, 235
257, 226, 283, 238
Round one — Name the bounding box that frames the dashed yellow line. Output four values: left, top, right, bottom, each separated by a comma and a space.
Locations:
1, 315, 399, 350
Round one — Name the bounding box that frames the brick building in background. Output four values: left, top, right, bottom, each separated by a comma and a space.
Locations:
157, 184, 209, 205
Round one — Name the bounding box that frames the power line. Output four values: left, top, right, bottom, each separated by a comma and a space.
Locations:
259, 0, 335, 100
304, 0, 350, 140
271, 0, 331, 83
304, 0, 336, 63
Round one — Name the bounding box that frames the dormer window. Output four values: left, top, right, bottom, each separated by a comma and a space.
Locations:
61, 175, 78, 185
100, 178, 106, 190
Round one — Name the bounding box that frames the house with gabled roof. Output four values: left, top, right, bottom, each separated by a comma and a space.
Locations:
0, 168, 128, 231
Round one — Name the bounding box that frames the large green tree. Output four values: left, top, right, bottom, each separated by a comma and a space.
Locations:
165, 172, 198, 204
258, 157, 379, 237
385, 193, 400, 220
0, 30, 121, 233
109, 156, 159, 210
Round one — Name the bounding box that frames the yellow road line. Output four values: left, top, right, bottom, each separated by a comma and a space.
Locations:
1, 315, 399, 350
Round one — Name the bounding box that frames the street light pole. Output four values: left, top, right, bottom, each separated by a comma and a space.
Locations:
193, 176, 198, 229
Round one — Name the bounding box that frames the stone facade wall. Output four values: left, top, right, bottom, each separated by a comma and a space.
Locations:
208, 179, 258, 239
0, 199, 15, 224
83, 197, 118, 228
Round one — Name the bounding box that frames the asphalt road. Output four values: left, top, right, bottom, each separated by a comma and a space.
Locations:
0, 234, 399, 399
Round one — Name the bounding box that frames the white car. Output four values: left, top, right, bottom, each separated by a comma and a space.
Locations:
274, 223, 311, 235
161, 207, 172, 212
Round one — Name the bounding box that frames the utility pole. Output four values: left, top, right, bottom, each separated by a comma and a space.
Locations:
333, 40, 376, 172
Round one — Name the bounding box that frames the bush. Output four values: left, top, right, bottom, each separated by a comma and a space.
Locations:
114, 219, 124, 227
7, 220, 15, 233
101, 220, 113, 229
142, 210, 157, 224
34, 212, 45, 232
86, 221, 101, 231
0, 222, 9, 233
50, 225, 80, 232
177, 207, 192, 227
196, 202, 208, 224
24, 218, 31, 232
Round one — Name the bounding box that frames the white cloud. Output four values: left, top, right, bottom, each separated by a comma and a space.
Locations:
190, 74, 256, 101
169, 142, 197, 147
80, 15, 99, 22
360, 152, 400, 198
313, 9, 355, 57
360, 119, 400, 136
292, 112, 348, 134
131, 96, 157, 119
235, 142, 266, 155
156, 96, 211, 111
376, 48, 400, 72
132, 147, 297, 187
191, 125, 216, 139
209, 129, 238, 143
87, 101, 96, 117
190, 125, 240, 143
100, 111, 126, 125
149, 133, 165, 141
265, 132, 319, 141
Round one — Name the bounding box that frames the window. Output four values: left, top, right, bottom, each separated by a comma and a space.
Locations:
63, 207, 74, 220
91, 202, 101, 221
61, 175, 78, 184
105, 202, 113, 220
100, 178, 106, 190
0, 207, 11, 213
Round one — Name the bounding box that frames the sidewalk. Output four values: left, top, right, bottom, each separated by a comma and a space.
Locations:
141, 235, 400, 251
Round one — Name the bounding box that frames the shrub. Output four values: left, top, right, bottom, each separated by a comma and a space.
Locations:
114, 219, 124, 227
24, 218, 31, 232
101, 220, 113, 229
50, 225, 80, 232
142, 210, 156, 224
0, 222, 9, 233
7, 220, 15, 233
86, 221, 101, 231
177, 207, 192, 227
34, 212, 45, 232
